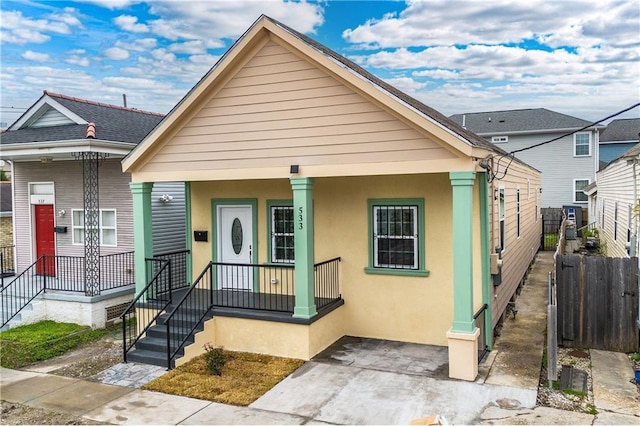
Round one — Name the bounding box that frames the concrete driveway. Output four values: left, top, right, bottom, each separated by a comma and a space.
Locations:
250, 336, 537, 425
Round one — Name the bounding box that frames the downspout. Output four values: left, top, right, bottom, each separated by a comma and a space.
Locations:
480, 171, 493, 349
634, 159, 639, 329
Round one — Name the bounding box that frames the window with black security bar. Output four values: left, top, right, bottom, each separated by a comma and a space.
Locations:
271, 206, 294, 263
373, 205, 418, 269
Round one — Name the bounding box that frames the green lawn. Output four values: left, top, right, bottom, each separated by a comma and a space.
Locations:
544, 233, 559, 248
0, 320, 118, 369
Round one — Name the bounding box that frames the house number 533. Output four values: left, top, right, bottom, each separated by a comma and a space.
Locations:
298, 207, 304, 230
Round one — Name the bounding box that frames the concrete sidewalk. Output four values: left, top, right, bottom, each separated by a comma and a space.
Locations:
2, 252, 639, 424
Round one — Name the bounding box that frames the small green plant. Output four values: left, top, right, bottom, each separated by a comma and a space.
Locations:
562, 388, 587, 397
585, 403, 598, 415
203, 343, 227, 376
629, 352, 640, 361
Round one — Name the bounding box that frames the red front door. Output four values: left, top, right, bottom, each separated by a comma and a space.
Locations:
35, 204, 56, 276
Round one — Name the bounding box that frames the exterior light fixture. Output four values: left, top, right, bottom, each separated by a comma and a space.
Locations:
290, 164, 299, 174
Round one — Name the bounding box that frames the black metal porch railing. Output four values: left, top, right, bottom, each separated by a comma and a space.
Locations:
121, 258, 171, 363
211, 262, 296, 312
1, 245, 15, 278
1, 256, 46, 327
314, 257, 341, 310
474, 303, 489, 362
45, 251, 135, 293
164, 261, 213, 368
152, 249, 190, 291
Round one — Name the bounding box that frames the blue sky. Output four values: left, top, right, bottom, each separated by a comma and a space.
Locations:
1, 0, 639, 128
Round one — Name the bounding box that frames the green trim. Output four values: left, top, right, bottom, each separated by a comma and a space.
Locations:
211, 198, 259, 292
185, 182, 192, 285
130, 182, 153, 298
365, 198, 428, 277
479, 172, 493, 350
266, 199, 294, 265
449, 171, 477, 334
290, 177, 317, 319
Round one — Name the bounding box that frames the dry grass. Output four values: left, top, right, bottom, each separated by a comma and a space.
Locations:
141, 350, 304, 406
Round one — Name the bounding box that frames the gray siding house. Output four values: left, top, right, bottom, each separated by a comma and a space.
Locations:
599, 118, 640, 166
0, 91, 186, 329
450, 109, 602, 211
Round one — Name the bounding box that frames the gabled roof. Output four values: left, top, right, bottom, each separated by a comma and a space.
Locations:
1, 91, 163, 145
599, 118, 640, 143
124, 15, 513, 173
449, 108, 598, 135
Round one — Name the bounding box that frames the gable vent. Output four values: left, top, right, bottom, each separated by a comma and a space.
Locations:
29, 106, 75, 128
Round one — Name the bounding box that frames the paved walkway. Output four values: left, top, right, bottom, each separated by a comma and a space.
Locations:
2, 252, 639, 424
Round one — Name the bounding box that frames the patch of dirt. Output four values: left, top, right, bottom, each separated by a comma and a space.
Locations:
0, 401, 108, 425
2, 334, 123, 425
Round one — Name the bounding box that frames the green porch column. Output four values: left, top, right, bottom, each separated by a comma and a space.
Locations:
290, 177, 317, 319
130, 182, 153, 296
449, 171, 477, 333
479, 172, 493, 349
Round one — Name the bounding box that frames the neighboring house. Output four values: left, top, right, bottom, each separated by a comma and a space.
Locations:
450, 109, 603, 213
587, 143, 640, 258
0, 159, 11, 179
0, 91, 186, 329
122, 15, 541, 381
0, 181, 14, 276
599, 118, 640, 166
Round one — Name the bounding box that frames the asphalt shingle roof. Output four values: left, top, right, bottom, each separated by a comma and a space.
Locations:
599, 118, 640, 143
449, 108, 593, 134
0, 92, 163, 146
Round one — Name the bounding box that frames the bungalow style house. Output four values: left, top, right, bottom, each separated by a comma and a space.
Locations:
586, 143, 640, 258
121, 15, 541, 381
449, 109, 603, 214
599, 118, 640, 166
0, 92, 186, 329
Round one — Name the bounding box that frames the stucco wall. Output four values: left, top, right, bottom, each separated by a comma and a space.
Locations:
189, 173, 484, 347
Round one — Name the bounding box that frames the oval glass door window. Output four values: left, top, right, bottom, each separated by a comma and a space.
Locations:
231, 218, 243, 255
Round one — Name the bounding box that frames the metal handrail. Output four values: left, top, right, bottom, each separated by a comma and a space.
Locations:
1, 255, 47, 327
121, 258, 171, 363
164, 261, 213, 368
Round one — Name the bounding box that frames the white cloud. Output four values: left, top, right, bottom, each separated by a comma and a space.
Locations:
0, 9, 82, 45
66, 56, 90, 67
168, 40, 207, 55
115, 38, 157, 52
103, 47, 130, 60
22, 50, 51, 62
114, 15, 149, 33
77, 0, 139, 10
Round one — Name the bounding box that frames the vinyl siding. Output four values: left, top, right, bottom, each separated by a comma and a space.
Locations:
487, 132, 597, 208
596, 157, 638, 257
140, 40, 455, 175
490, 161, 542, 327
12, 159, 134, 272
29, 107, 75, 128
151, 182, 187, 255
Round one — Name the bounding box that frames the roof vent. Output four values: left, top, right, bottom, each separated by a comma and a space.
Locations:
488, 117, 492, 122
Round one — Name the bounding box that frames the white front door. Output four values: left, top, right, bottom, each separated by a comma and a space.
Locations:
217, 205, 253, 290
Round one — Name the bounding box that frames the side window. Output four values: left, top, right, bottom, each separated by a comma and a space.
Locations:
268, 203, 294, 263
366, 199, 427, 276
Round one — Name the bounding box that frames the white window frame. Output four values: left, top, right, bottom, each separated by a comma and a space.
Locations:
574, 132, 591, 157
270, 205, 294, 264
499, 188, 506, 253
491, 136, 508, 143
71, 209, 117, 246
573, 179, 590, 203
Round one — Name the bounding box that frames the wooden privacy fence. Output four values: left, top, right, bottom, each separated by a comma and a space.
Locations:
556, 254, 639, 352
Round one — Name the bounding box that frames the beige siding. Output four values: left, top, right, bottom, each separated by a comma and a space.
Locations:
490, 162, 542, 327
596, 158, 638, 257
12, 159, 133, 272
140, 40, 455, 175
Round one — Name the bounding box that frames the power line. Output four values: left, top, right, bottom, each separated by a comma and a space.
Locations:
509, 102, 640, 155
